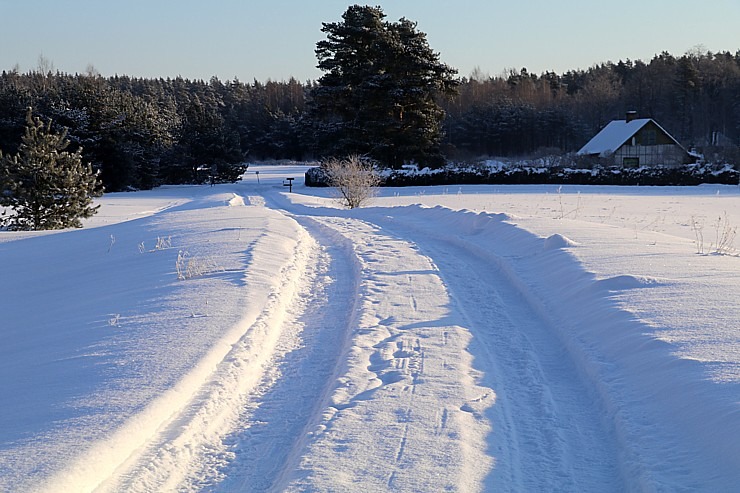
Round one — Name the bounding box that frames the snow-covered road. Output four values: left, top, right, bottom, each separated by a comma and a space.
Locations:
258, 192, 625, 491
361, 210, 623, 491
1, 166, 738, 492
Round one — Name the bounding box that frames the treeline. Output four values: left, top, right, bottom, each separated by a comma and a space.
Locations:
1, 49, 739, 191
0, 72, 308, 191
447, 50, 740, 160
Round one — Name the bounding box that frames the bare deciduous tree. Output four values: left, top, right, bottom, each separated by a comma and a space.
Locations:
322, 155, 380, 209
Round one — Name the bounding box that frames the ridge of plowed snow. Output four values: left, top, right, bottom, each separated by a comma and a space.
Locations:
1, 188, 315, 492
88, 212, 317, 492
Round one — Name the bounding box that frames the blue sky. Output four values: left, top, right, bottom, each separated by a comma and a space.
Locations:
2, 0, 739, 81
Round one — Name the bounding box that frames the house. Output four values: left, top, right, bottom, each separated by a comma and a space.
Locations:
578, 112, 693, 167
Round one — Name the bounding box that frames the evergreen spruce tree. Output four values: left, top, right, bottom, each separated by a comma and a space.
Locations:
309, 5, 458, 168
0, 109, 102, 230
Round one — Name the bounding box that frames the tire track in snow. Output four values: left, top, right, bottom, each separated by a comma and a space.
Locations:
363, 209, 626, 492
101, 207, 317, 491
38, 195, 322, 493
211, 213, 364, 492
277, 216, 495, 493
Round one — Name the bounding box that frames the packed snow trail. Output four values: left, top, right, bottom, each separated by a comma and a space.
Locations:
275, 215, 495, 492
16, 189, 329, 493
356, 208, 626, 491
260, 192, 625, 492
324, 202, 740, 492
87, 195, 321, 492
212, 215, 363, 492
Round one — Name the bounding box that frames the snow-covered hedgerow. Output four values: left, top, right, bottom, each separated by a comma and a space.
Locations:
304, 166, 331, 187
306, 162, 739, 187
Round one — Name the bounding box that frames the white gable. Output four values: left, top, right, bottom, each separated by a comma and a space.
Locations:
578, 118, 652, 156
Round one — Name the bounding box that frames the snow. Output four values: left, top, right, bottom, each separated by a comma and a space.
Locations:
1, 165, 738, 491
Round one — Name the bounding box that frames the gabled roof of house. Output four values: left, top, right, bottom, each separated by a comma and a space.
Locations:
577, 118, 684, 156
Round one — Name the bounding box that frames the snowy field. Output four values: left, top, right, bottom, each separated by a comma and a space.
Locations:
1, 164, 738, 492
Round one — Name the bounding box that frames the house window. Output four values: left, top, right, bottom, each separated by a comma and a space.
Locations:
623, 157, 640, 167
643, 129, 657, 145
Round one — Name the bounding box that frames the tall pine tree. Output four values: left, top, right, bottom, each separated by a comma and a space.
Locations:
0, 109, 102, 230
309, 5, 458, 168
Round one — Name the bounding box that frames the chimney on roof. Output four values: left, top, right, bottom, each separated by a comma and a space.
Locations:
626, 110, 638, 122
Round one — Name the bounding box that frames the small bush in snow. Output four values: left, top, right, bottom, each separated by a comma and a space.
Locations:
155, 236, 172, 250
138, 236, 172, 254
176, 250, 221, 280
711, 211, 737, 255
690, 212, 736, 256
322, 155, 380, 209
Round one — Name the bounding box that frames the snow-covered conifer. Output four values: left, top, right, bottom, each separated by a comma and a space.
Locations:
0, 109, 102, 230
309, 5, 458, 169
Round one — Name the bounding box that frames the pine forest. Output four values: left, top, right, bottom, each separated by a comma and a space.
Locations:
1, 49, 739, 192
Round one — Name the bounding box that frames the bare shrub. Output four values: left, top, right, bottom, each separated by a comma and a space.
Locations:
155, 236, 172, 250
690, 215, 705, 254
711, 211, 737, 255
176, 250, 222, 280
322, 155, 381, 209
690, 212, 737, 255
